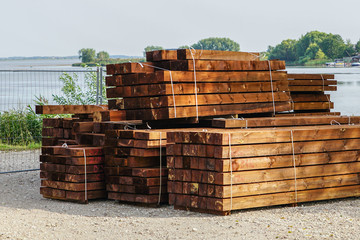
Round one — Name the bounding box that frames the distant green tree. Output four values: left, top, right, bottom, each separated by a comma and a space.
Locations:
304, 43, 322, 59
355, 40, 360, 54
315, 48, 327, 59
318, 34, 346, 59
295, 31, 328, 58
268, 39, 297, 61
143, 45, 163, 56
78, 48, 96, 63
178, 45, 190, 49
191, 37, 240, 51
97, 51, 110, 61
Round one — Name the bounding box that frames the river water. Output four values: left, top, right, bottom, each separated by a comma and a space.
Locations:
0, 59, 359, 115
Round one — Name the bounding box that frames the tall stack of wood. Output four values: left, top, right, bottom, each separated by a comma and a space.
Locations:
167, 123, 360, 215
288, 74, 337, 113
104, 128, 169, 204
105, 49, 293, 120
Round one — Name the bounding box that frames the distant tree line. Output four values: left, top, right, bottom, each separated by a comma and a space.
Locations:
267, 31, 360, 65
143, 37, 240, 56
78, 48, 110, 64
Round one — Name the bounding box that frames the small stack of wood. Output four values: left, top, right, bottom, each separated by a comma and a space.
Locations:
37, 106, 109, 203
167, 122, 360, 215
288, 74, 336, 113
105, 49, 293, 120
104, 128, 169, 204
40, 145, 106, 203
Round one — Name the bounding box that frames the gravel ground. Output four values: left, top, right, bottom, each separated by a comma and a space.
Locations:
1, 171, 360, 240
0, 150, 40, 173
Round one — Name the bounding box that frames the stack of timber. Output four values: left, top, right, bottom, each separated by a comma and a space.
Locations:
288, 74, 336, 113
105, 129, 170, 204
167, 124, 360, 215
105, 49, 292, 120
40, 145, 106, 203
38, 106, 108, 203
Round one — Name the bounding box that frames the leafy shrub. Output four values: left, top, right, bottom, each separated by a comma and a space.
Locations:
52, 69, 107, 105
0, 107, 42, 146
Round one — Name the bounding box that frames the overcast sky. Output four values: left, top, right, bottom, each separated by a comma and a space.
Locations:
1, 0, 359, 58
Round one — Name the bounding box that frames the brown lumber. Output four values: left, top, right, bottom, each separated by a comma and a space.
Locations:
168, 124, 360, 145
40, 163, 103, 174
106, 176, 167, 186
291, 93, 331, 102
275, 112, 341, 117
289, 80, 337, 86
211, 138, 360, 158
289, 86, 337, 92
206, 150, 360, 172
125, 101, 292, 120
40, 172, 104, 183
121, 92, 291, 109
93, 110, 126, 122
106, 71, 288, 86
288, 74, 334, 80
41, 180, 105, 191
177, 49, 260, 61
293, 102, 333, 110
107, 184, 167, 194
40, 187, 106, 203
36, 105, 108, 114
107, 81, 289, 98
108, 192, 168, 204
106, 62, 155, 75
211, 115, 360, 128
215, 174, 360, 198
209, 185, 360, 211
150, 50, 178, 61
40, 155, 104, 165
154, 60, 285, 71
193, 161, 360, 185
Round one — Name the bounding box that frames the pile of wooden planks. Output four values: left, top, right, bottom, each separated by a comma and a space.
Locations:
288, 74, 336, 113
40, 145, 106, 203
36, 50, 358, 214
104, 128, 169, 204
40, 115, 107, 203
166, 124, 360, 215
105, 49, 292, 120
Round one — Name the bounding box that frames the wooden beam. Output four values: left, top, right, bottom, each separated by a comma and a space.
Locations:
36, 105, 108, 115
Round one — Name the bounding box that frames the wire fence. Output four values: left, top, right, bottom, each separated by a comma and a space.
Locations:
0, 68, 104, 174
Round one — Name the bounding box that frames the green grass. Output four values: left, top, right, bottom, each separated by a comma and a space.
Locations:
0, 142, 41, 151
